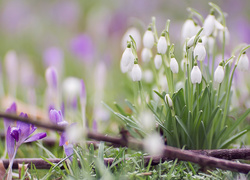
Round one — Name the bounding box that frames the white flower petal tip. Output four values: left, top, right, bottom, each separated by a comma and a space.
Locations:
120, 47, 135, 73
165, 94, 173, 107
121, 27, 141, 50
157, 36, 168, 54
237, 53, 249, 71
170, 57, 179, 73
181, 19, 197, 40
131, 64, 142, 81
191, 66, 202, 84
154, 54, 162, 70
214, 65, 225, 83
143, 30, 155, 49
194, 42, 206, 61
141, 48, 152, 63
203, 14, 216, 36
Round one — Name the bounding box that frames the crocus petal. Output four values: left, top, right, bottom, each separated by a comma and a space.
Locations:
49, 109, 63, 124
59, 132, 67, 146
24, 132, 47, 143
16, 113, 32, 144
10, 127, 20, 142
6, 126, 15, 160
4, 102, 17, 131
63, 143, 74, 161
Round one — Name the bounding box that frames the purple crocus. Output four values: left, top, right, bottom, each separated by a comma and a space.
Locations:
49, 109, 74, 159
5, 105, 47, 180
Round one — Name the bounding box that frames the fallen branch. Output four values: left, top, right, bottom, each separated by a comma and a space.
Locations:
1, 112, 250, 174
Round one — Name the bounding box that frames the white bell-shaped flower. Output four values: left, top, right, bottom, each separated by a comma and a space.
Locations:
187, 36, 195, 48
181, 19, 197, 40
164, 94, 173, 107
120, 47, 135, 73
193, 41, 206, 61
141, 48, 152, 63
207, 36, 215, 55
131, 64, 142, 81
203, 14, 216, 36
191, 65, 202, 84
157, 35, 168, 54
219, 27, 230, 45
143, 29, 154, 49
214, 65, 225, 83
154, 54, 162, 69
214, 19, 224, 30
143, 133, 164, 156
121, 27, 141, 50
170, 56, 179, 73
237, 52, 249, 71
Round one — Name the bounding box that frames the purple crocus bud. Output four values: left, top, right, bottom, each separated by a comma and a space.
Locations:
6, 126, 15, 160
4, 102, 17, 131
80, 79, 86, 102
70, 34, 94, 62
63, 143, 74, 160
45, 66, 58, 90
49, 109, 63, 124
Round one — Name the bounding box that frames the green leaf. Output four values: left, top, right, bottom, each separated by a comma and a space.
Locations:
114, 102, 128, 116
125, 99, 137, 113
219, 130, 248, 149
175, 116, 194, 146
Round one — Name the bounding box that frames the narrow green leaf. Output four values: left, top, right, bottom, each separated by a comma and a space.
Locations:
175, 116, 194, 146
219, 130, 248, 149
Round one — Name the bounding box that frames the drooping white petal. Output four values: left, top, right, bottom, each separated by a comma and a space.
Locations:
237, 53, 249, 71
120, 47, 135, 73
143, 30, 154, 48
218, 27, 230, 45
154, 54, 162, 69
181, 19, 197, 40
187, 36, 195, 48
215, 19, 224, 30
193, 42, 206, 61
214, 65, 225, 83
191, 66, 202, 84
141, 48, 152, 63
143, 133, 164, 156
131, 64, 142, 81
170, 57, 179, 73
157, 36, 168, 54
121, 27, 141, 50
165, 94, 173, 107
203, 14, 216, 36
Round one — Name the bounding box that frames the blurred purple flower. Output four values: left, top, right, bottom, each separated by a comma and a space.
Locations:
4, 102, 17, 132
43, 47, 64, 71
70, 34, 95, 62
49, 109, 74, 159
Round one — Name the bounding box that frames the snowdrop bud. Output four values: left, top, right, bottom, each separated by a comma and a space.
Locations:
170, 55, 179, 73
131, 63, 142, 81
191, 65, 202, 84
214, 65, 225, 83
237, 52, 249, 71
207, 36, 215, 55
120, 46, 135, 73
143, 70, 153, 83
141, 48, 152, 63
143, 29, 154, 48
63, 77, 81, 101
215, 20, 224, 30
194, 41, 206, 61
181, 19, 197, 40
175, 81, 184, 91
143, 133, 164, 156
157, 35, 168, 54
219, 27, 230, 45
154, 54, 162, 69
121, 27, 141, 50
45, 66, 58, 90
203, 14, 216, 36
164, 94, 173, 107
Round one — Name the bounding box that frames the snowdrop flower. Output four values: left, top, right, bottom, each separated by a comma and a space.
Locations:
143, 70, 153, 83
187, 36, 195, 48
131, 63, 142, 81
237, 52, 249, 71
143, 133, 164, 156
141, 48, 152, 63
143, 29, 154, 49
203, 13, 216, 36
121, 27, 141, 50
154, 54, 162, 69
193, 40, 206, 61
214, 65, 225, 83
181, 19, 197, 40
120, 45, 135, 73
157, 34, 168, 54
164, 94, 173, 107
170, 55, 179, 73
215, 19, 224, 30
139, 111, 155, 132
207, 36, 215, 55
191, 65, 202, 84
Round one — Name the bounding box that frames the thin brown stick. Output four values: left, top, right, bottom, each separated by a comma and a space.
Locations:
1, 112, 250, 174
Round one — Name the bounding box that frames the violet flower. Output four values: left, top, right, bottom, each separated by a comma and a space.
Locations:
5, 110, 46, 180
49, 109, 74, 159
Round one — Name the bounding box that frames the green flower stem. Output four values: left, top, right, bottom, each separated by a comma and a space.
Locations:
216, 83, 221, 106
138, 81, 145, 107
221, 45, 250, 129
196, 84, 200, 117
152, 17, 159, 42
172, 114, 180, 148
